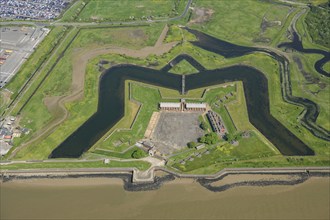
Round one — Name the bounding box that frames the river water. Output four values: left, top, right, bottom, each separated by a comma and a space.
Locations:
1, 177, 329, 219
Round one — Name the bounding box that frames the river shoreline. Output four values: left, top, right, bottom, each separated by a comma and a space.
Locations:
1, 167, 329, 192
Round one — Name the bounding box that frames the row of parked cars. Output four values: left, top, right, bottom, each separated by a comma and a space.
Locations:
0, 0, 71, 20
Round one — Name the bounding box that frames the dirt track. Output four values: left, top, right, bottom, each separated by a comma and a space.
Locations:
11, 25, 177, 158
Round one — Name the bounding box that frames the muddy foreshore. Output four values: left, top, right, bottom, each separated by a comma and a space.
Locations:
1, 169, 329, 192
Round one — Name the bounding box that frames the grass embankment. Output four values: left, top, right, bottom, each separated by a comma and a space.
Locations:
190, 0, 292, 46
92, 147, 148, 159
97, 82, 162, 152
164, 24, 197, 43
184, 155, 330, 175
0, 160, 151, 171
59, 0, 87, 22
169, 59, 199, 75
77, 0, 187, 22
13, 25, 165, 160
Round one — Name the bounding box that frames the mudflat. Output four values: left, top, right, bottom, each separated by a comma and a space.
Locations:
1, 177, 329, 219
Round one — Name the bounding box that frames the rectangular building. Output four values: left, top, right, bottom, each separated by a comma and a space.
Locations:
185, 103, 207, 111
159, 102, 181, 111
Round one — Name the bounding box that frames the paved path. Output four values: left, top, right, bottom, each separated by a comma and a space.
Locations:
1, 166, 329, 183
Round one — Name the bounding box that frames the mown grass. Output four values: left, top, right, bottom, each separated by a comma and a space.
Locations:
0, 160, 151, 171
77, 0, 187, 22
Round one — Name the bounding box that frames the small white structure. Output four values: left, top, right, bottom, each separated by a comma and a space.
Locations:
148, 148, 156, 156
195, 144, 205, 150
185, 103, 207, 111
104, 159, 110, 164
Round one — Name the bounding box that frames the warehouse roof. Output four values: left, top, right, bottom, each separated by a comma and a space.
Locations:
185, 103, 207, 108
159, 102, 181, 108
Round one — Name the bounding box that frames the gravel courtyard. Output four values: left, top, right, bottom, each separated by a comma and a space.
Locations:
151, 112, 204, 155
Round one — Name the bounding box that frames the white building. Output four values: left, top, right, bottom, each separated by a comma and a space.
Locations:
159, 102, 181, 111
185, 103, 207, 111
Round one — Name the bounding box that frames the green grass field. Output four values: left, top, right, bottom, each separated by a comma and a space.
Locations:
0, 160, 151, 171
190, 0, 292, 46
77, 0, 187, 22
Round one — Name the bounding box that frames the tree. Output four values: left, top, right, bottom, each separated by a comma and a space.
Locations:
224, 133, 235, 142
200, 121, 208, 130
187, 141, 197, 148
199, 132, 219, 145
131, 149, 145, 159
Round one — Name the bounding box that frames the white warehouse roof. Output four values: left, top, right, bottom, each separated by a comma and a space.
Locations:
185, 103, 207, 108
160, 102, 181, 108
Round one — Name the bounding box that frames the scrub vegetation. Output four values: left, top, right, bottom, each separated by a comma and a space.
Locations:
304, 4, 330, 48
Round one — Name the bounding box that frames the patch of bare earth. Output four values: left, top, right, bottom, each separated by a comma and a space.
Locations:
189, 7, 214, 24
